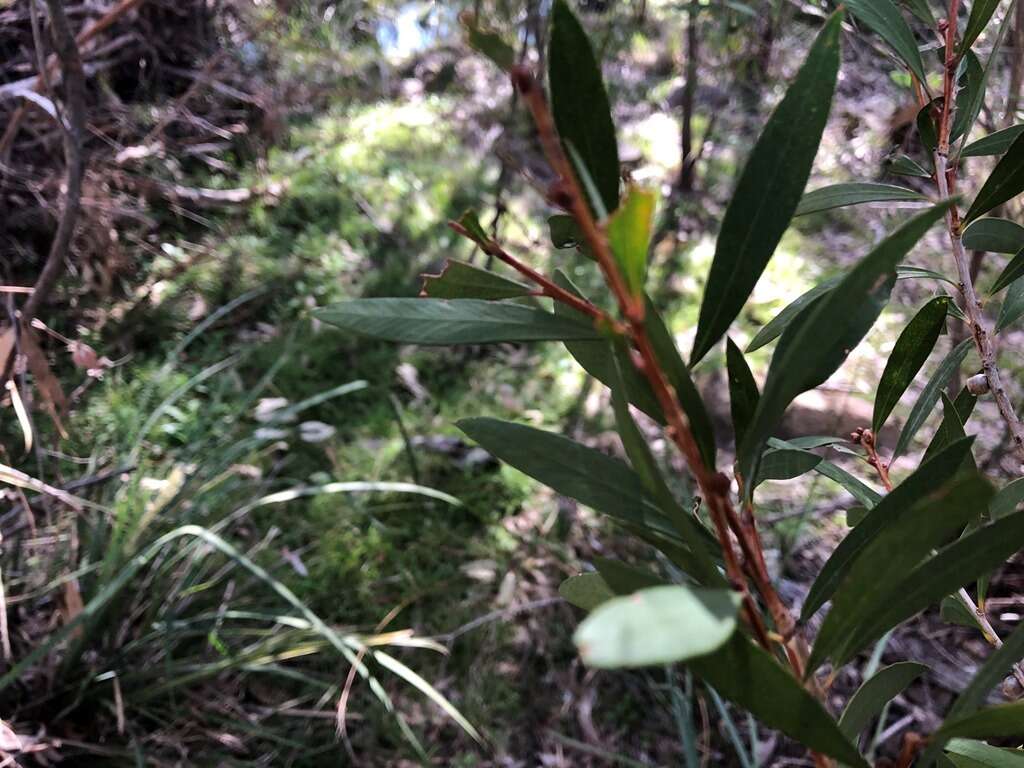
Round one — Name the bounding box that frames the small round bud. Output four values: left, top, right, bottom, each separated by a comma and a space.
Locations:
966, 373, 990, 395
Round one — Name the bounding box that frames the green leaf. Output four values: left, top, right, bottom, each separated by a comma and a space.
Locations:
960, 0, 1002, 53
947, 740, 1024, 768
965, 131, 1024, 224
560, 573, 615, 611
457, 417, 680, 540
608, 186, 656, 298
553, 273, 663, 422
457, 209, 490, 242
952, 52, 985, 144
872, 296, 949, 432
420, 260, 532, 300
936, 702, 1024, 742
607, 350, 726, 588
945, 620, 1024, 724
889, 154, 932, 177
690, 11, 842, 363
962, 125, 1024, 157
754, 448, 821, 487
839, 662, 929, 738
919, 99, 940, 151
845, 0, 929, 83
726, 338, 759, 448
901, 0, 936, 25
892, 338, 973, 460
549, 214, 582, 250
689, 634, 869, 768
997, 276, 1024, 331
923, 392, 978, 469
990, 248, 1024, 294
316, 299, 601, 345
991, 477, 1024, 519
832, 497, 1024, 669
962, 217, 1024, 253
801, 437, 976, 622
460, 12, 516, 70
768, 438, 882, 508
897, 264, 958, 284
794, 182, 926, 216
746, 277, 842, 353
574, 585, 740, 668
940, 595, 985, 631
740, 203, 951, 485
548, 0, 620, 214
593, 556, 667, 594
646, 301, 717, 469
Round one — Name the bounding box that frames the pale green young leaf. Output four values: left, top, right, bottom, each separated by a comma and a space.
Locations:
574, 585, 740, 668
690, 11, 842, 362
316, 299, 601, 345
608, 185, 656, 298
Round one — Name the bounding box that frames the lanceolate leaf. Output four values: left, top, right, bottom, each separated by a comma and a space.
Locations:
834, 498, 1024, 669
548, 0, 620, 214
461, 12, 516, 71
889, 154, 932, 177
839, 662, 929, 738
553, 272, 663, 421
945, 620, 1024, 724
810, 471, 994, 670
872, 296, 949, 433
962, 124, 1024, 157
457, 418, 679, 539
726, 338, 759, 448
801, 437, 976, 622
962, 217, 1024, 253
990, 248, 1024, 294
960, 0, 1002, 53
559, 573, 614, 611
897, 264, 957, 285
746, 276, 841, 353
892, 338, 973, 460
593, 556, 666, 594
549, 214, 582, 249
996, 276, 1024, 331
845, 0, 928, 83
739, 203, 951, 485
754, 448, 821, 487
420, 260, 532, 300
901, 0, 936, 25
316, 299, 600, 345
946, 739, 1024, 768
608, 186, 656, 298
574, 585, 740, 668
646, 302, 717, 469
794, 182, 926, 216
965, 131, 1024, 224
952, 52, 985, 144
689, 634, 869, 768
690, 11, 842, 363
991, 477, 1024, 519
936, 703, 1024, 741
768, 438, 882, 508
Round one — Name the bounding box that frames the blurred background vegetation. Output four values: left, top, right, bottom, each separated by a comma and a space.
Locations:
2, 0, 1023, 764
